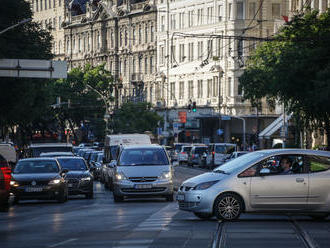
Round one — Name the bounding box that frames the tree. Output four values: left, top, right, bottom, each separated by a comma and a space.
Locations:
0, 0, 53, 144
51, 64, 114, 141
112, 102, 162, 134
239, 10, 330, 149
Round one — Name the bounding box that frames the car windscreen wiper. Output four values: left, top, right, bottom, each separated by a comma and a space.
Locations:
213, 169, 230, 175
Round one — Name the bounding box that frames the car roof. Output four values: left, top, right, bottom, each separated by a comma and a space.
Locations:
254, 149, 330, 157
121, 144, 163, 149
40, 152, 73, 155
18, 157, 58, 162
29, 143, 73, 148
56, 156, 84, 160
210, 143, 236, 146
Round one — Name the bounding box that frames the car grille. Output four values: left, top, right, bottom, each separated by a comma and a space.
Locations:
178, 201, 200, 209
128, 177, 158, 183
67, 178, 79, 188
121, 187, 166, 193
18, 180, 50, 186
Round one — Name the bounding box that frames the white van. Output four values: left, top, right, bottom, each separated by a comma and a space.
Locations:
0, 143, 17, 166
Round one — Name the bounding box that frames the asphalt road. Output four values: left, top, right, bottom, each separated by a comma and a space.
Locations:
1, 165, 330, 248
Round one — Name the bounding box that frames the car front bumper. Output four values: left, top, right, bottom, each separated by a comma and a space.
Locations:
176, 188, 214, 214
67, 178, 93, 195
114, 179, 173, 197
11, 185, 65, 200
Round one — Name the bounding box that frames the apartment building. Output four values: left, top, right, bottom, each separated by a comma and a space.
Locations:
289, 0, 330, 13
28, 0, 67, 59
154, 0, 289, 144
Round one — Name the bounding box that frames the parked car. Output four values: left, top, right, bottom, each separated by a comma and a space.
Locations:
93, 153, 104, 180
177, 149, 330, 221
206, 143, 237, 168
226, 151, 249, 162
187, 145, 208, 167
10, 158, 68, 203
56, 157, 94, 199
0, 155, 11, 210
178, 146, 192, 165
40, 152, 74, 157
172, 143, 189, 161
112, 145, 174, 202
89, 151, 103, 168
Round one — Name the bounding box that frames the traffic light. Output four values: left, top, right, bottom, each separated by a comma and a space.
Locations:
192, 101, 197, 112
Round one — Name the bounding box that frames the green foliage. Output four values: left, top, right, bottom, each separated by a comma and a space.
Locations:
240, 10, 330, 145
0, 0, 53, 142
51, 64, 114, 140
112, 102, 162, 134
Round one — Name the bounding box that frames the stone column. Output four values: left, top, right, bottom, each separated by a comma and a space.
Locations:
299, 0, 304, 10
311, 0, 316, 9
319, 0, 324, 12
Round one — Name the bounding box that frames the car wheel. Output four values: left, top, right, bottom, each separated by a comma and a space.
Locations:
193, 212, 213, 219
214, 193, 243, 221
166, 194, 174, 202
108, 180, 113, 191
104, 180, 109, 189
309, 214, 329, 221
113, 193, 124, 202
57, 193, 66, 203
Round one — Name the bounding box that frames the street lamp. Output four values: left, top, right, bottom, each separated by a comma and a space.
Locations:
0, 18, 32, 36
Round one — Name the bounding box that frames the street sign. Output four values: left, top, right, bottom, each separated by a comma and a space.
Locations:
217, 129, 224, 135
0, 59, 67, 79
178, 111, 187, 123
221, 115, 231, 121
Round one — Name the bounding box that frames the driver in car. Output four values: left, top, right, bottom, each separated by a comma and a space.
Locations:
280, 157, 292, 174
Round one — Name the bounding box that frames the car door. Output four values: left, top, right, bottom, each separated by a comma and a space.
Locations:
250, 154, 309, 210
305, 154, 330, 210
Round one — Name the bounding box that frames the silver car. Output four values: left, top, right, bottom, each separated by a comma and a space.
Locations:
112, 145, 174, 202
177, 149, 330, 220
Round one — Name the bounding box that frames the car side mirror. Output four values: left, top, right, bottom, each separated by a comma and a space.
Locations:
259, 168, 270, 176
109, 160, 117, 168
102, 157, 107, 164
60, 168, 69, 177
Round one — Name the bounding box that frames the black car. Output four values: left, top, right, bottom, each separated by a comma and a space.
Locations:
56, 157, 94, 199
10, 158, 68, 203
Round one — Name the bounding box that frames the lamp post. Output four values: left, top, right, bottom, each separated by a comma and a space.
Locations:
0, 18, 32, 36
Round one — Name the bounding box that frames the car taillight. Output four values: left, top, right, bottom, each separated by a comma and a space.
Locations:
212, 151, 215, 156
0, 166, 11, 190
181, 152, 186, 155
192, 154, 195, 159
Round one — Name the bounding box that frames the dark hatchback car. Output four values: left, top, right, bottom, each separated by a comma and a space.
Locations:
10, 158, 68, 203
0, 155, 11, 210
56, 157, 94, 199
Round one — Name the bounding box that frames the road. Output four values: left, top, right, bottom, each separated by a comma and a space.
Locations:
1, 165, 330, 248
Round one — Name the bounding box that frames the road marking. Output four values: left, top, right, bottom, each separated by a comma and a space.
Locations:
48, 238, 78, 248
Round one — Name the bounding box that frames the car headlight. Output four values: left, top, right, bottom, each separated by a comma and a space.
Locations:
193, 180, 219, 190
115, 172, 127, 181
49, 179, 61, 185
81, 177, 92, 181
10, 180, 19, 187
159, 171, 172, 180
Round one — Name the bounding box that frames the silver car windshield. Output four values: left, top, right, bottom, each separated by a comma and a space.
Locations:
213, 152, 266, 174
119, 148, 169, 166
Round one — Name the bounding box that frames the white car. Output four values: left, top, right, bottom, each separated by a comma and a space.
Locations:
178, 146, 192, 165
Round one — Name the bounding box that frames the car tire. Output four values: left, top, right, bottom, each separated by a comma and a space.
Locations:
113, 193, 124, 202
109, 180, 113, 191
309, 214, 329, 221
166, 194, 174, 202
193, 212, 213, 219
57, 188, 68, 203
214, 193, 243, 221
104, 180, 109, 189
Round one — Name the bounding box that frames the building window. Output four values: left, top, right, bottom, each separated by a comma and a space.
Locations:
213, 76, 218, 97
40, 0, 43, 11
188, 10, 194, 27
125, 30, 128, 46
59, 0, 61, 6
150, 56, 153, 73
228, 77, 232, 96
179, 44, 185, 62
53, 0, 55, 8
138, 57, 142, 73
53, 18, 56, 30
72, 37, 76, 53
132, 28, 136, 45
66, 39, 69, 54
170, 82, 175, 100
119, 31, 123, 47
198, 41, 203, 60
188, 42, 194, 61
207, 79, 212, 98
138, 26, 142, 44
123, 59, 127, 76
272, 3, 281, 18
83, 37, 86, 52
53, 41, 56, 54
197, 9, 203, 25
207, 7, 214, 24
161, 16, 165, 32
144, 57, 148, 74
237, 39, 244, 57
218, 5, 223, 22
36, 0, 39, 11
44, 0, 47, 10
171, 45, 176, 63
249, 2, 256, 19
238, 80, 243, 96
216, 38, 222, 57
237, 2, 244, 20
49, 0, 51, 9
149, 85, 153, 103
145, 25, 148, 43
179, 81, 184, 99
78, 37, 81, 52
156, 83, 161, 100
179, 13, 184, 29
228, 3, 232, 19
150, 25, 154, 42
58, 40, 62, 54
188, 80, 193, 99
97, 32, 101, 49
208, 39, 213, 57
132, 58, 136, 73
170, 14, 176, 30
197, 80, 203, 98
159, 46, 165, 65
88, 34, 91, 51
58, 16, 62, 29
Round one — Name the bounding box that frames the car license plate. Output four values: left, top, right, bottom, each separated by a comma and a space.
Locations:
68, 183, 73, 187
25, 187, 43, 192
135, 184, 152, 189
177, 194, 185, 201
